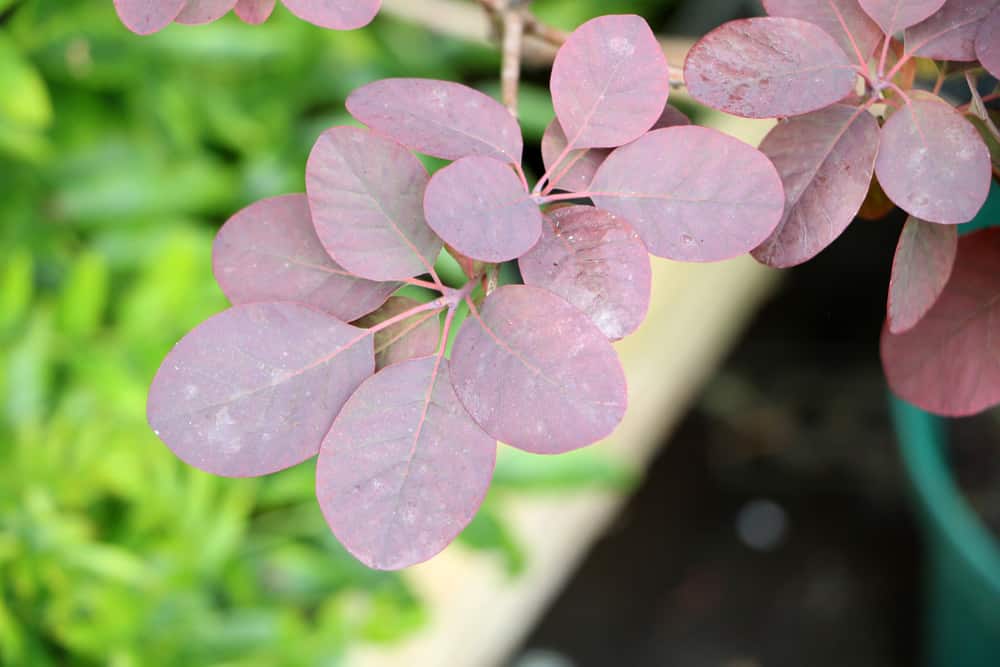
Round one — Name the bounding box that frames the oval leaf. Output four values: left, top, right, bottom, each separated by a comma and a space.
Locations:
114, 0, 186, 34
684, 18, 858, 119
859, 0, 947, 34
591, 126, 785, 262
887, 216, 957, 334
354, 296, 442, 370
423, 156, 540, 263
317, 356, 496, 570
905, 0, 1000, 61
281, 0, 380, 30
147, 302, 374, 477
875, 94, 990, 224
519, 206, 651, 340
882, 229, 1000, 416
753, 105, 880, 268
212, 194, 395, 321
234, 0, 275, 23
176, 0, 238, 24
346, 79, 523, 164
978, 6, 1000, 79
550, 14, 669, 149
306, 126, 441, 282
762, 0, 883, 62
450, 285, 627, 454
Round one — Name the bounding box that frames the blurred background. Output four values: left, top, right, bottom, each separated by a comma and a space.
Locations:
1, 1, 997, 666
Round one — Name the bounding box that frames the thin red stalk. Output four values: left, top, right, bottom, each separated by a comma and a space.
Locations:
403, 277, 444, 291
365, 298, 448, 337
828, 0, 870, 70
885, 80, 912, 106
513, 161, 530, 192
932, 62, 946, 95
877, 34, 892, 78
533, 139, 576, 195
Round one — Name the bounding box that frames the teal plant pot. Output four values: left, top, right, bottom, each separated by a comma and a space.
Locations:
889, 397, 1000, 667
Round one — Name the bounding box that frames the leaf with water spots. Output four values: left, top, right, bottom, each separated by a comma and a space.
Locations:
905, 0, 1000, 61
234, 0, 275, 23
859, 0, 947, 34
977, 5, 1000, 78
762, 0, 882, 62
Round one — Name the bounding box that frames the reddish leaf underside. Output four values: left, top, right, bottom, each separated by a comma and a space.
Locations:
887, 216, 957, 334
550, 14, 670, 149
450, 285, 627, 454
234, 0, 276, 23
762, 0, 883, 63
175, 0, 237, 24
346, 79, 523, 164
316, 356, 496, 570
859, 0, 947, 34
306, 126, 441, 282
978, 6, 1000, 79
212, 194, 396, 322
590, 126, 785, 262
905, 0, 1000, 61
354, 297, 442, 371
874, 94, 990, 225
752, 105, 880, 268
114, 0, 186, 34
882, 229, 1000, 416
147, 302, 374, 477
282, 0, 380, 30
683, 17, 858, 119
423, 156, 540, 263
518, 206, 651, 341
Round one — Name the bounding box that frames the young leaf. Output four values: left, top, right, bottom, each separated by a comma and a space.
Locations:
887, 217, 957, 334
762, 0, 883, 62
316, 356, 496, 570
905, 0, 1000, 61
282, 0, 381, 30
752, 105, 880, 268
859, 0, 948, 34
978, 5, 1000, 79
518, 206, 651, 341
306, 126, 441, 282
354, 297, 442, 370
346, 79, 523, 164
234, 0, 275, 23
175, 0, 238, 24
882, 229, 1000, 416
683, 18, 858, 119
147, 302, 374, 477
423, 156, 540, 263
450, 285, 627, 454
550, 14, 670, 149
114, 0, 186, 34
212, 194, 396, 322
874, 94, 990, 224
590, 126, 785, 262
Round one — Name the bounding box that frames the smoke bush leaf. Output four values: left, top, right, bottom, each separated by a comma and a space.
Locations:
887, 217, 957, 334
550, 14, 670, 150
874, 94, 990, 224
354, 297, 442, 370
306, 126, 441, 282
450, 285, 627, 454
859, 0, 947, 34
346, 79, 523, 164
212, 194, 395, 321
147, 302, 374, 477
905, 0, 1000, 62
752, 105, 880, 268
978, 6, 1000, 78
234, 0, 276, 23
590, 126, 785, 262
519, 206, 651, 341
684, 18, 857, 119
282, 0, 381, 30
113, 0, 186, 34
762, 0, 882, 62
176, 0, 238, 24
424, 156, 540, 263
882, 229, 1000, 416
316, 356, 496, 570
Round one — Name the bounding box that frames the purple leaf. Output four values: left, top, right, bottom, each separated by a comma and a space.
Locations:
874, 93, 990, 224
346, 79, 523, 164
450, 285, 627, 454
423, 156, 540, 263
114, 0, 186, 34
859, 0, 948, 34
905, 0, 1000, 61
590, 126, 785, 262
752, 105, 880, 268
978, 5, 1000, 79
882, 229, 1000, 416
684, 18, 858, 119
354, 297, 442, 370
762, 0, 883, 62
234, 0, 276, 23
175, 0, 238, 24
306, 126, 441, 282
212, 194, 396, 322
281, 0, 380, 30
316, 356, 496, 570
147, 302, 374, 477
518, 206, 651, 341
887, 217, 957, 334
550, 15, 670, 149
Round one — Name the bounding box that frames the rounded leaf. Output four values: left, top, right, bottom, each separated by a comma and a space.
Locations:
423, 156, 540, 263
175, 0, 238, 24
346, 79, 523, 164
978, 6, 1000, 79
905, 0, 1000, 61
519, 206, 651, 340
753, 105, 880, 268
762, 0, 882, 62
859, 0, 947, 34
887, 216, 957, 334
882, 229, 1000, 416
114, 0, 186, 34
147, 302, 374, 477
354, 296, 442, 370
317, 356, 496, 570
282, 0, 380, 30
550, 14, 669, 149
306, 126, 441, 282
234, 0, 276, 23
450, 285, 627, 454
875, 94, 990, 224
212, 194, 395, 321
591, 126, 785, 262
